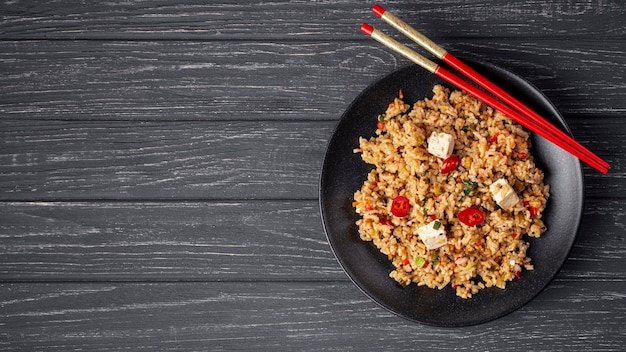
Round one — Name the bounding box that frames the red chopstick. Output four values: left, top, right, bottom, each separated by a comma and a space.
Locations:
362, 5, 609, 174
372, 4, 609, 173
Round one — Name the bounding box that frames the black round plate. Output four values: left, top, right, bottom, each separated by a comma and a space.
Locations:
319, 61, 584, 327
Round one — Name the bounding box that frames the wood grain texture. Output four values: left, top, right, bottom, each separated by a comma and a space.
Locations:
0, 119, 622, 200
0, 120, 328, 200
0, 199, 623, 282
1, 0, 625, 40
1, 0, 625, 348
0, 40, 625, 121
0, 200, 339, 281
1, 281, 624, 351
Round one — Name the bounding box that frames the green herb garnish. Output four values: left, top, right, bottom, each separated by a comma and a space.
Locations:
462, 179, 478, 198
433, 220, 441, 230
431, 252, 439, 266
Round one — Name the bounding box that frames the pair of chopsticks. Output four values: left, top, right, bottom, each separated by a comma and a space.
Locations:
361, 4, 609, 174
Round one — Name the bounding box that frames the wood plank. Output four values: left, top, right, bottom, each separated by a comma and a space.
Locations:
0, 281, 623, 351
0, 119, 623, 200
0, 199, 623, 281
0, 120, 328, 200
0, 200, 341, 281
1, 0, 624, 40
0, 40, 625, 121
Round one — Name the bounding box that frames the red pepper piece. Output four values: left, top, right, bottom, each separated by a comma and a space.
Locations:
391, 196, 410, 217
458, 207, 485, 226
379, 217, 393, 226
524, 201, 539, 217
441, 154, 461, 174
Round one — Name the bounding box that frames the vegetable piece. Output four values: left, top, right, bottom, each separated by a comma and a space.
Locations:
433, 220, 441, 230
390, 196, 410, 217
377, 115, 386, 130
458, 207, 485, 226
415, 256, 425, 268
378, 217, 393, 226
441, 155, 461, 174
430, 252, 439, 266
433, 183, 441, 196
524, 201, 539, 217
462, 179, 478, 198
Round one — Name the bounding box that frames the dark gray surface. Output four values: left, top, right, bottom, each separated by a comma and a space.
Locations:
0, 0, 624, 350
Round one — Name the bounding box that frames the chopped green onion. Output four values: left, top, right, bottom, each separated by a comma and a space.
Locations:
433, 220, 441, 230
415, 256, 425, 268
378, 114, 386, 122
431, 252, 439, 266
462, 179, 478, 198
461, 125, 472, 131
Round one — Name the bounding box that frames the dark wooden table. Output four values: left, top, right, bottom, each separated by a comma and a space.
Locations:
1, 1, 625, 350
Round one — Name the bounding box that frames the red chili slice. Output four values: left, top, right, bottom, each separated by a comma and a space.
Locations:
390, 196, 410, 217
378, 217, 393, 226
441, 155, 461, 174
524, 201, 539, 217
458, 207, 485, 226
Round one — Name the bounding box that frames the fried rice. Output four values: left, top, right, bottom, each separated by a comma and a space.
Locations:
353, 85, 550, 298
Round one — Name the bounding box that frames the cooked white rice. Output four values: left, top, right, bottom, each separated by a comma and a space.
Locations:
353, 85, 550, 298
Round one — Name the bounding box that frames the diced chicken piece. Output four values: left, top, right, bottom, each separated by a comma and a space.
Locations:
416, 220, 447, 250
489, 178, 520, 211
427, 132, 455, 159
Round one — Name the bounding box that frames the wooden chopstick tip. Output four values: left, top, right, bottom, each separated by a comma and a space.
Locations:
361, 23, 375, 36
372, 4, 386, 17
